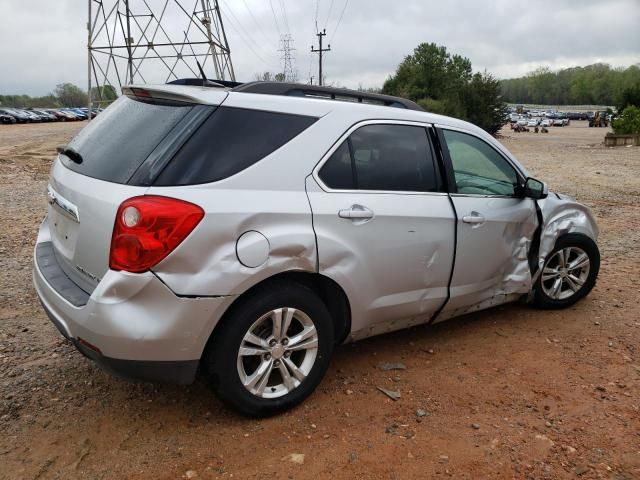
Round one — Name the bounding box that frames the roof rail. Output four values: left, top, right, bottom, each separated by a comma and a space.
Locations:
232, 82, 424, 111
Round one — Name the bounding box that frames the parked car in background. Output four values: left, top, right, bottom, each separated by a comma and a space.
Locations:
78, 107, 98, 119
540, 119, 552, 127
64, 108, 88, 120
0, 113, 16, 124
0, 107, 31, 123
22, 110, 43, 122
33, 81, 601, 416
45, 109, 75, 121
28, 109, 57, 122
527, 118, 539, 127
516, 118, 528, 127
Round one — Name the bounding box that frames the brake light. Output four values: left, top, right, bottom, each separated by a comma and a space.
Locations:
109, 196, 204, 273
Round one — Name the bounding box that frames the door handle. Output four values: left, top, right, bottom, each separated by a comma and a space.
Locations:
462, 213, 486, 224
338, 205, 374, 220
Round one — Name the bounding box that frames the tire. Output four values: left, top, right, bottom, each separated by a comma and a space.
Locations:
203, 281, 334, 417
533, 233, 600, 309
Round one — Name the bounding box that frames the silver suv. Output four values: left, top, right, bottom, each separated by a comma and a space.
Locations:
33, 81, 599, 416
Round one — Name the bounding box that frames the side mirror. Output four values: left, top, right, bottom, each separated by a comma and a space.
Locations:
524, 177, 548, 199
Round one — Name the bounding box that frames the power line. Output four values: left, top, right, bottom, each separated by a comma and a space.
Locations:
268, 0, 282, 36
323, 0, 335, 29
241, 0, 276, 44
330, 0, 349, 43
222, 0, 271, 57
278, 0, 290, 35
220, 7, 277, 70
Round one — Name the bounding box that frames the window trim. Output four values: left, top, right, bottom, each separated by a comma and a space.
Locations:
436, 125, 526, 199
313, 119, 448, 196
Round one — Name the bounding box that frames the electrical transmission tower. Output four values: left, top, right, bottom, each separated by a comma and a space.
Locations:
278, 34, 297, 82
87, 0, 235, 108
311, 29, 330, 86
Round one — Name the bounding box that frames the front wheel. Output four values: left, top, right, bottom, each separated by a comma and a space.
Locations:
204, 282, 334, 417
533, 233, 600, 309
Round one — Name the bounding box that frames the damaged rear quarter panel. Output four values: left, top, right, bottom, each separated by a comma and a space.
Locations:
148, 187, 318, 296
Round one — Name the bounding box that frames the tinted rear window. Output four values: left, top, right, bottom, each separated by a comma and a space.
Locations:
62, 96, 194, 184
319, 124, 439, 192
154, 107, 317, 185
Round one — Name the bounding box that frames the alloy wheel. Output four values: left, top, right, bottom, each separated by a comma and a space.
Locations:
541, 246, 591, 300
237, 307, 319, 399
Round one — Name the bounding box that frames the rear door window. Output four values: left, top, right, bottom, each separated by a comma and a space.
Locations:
154, 107, 318, 185
319, 124, 439, 192
62, 96, 195, 184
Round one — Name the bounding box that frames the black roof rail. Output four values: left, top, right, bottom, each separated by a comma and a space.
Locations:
232, 81, 424, 111
166, 78, 244, 88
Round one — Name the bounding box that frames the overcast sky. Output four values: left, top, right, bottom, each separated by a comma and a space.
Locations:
0, 0, 638, 96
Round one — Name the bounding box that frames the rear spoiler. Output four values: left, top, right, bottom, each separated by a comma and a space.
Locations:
121, 85, 227, 105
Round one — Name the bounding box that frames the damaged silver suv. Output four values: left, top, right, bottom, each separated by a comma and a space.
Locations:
33, 81, 599, 416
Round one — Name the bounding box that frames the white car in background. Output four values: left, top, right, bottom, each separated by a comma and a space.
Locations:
527, 118, 539, 127
540, 119, 552, 127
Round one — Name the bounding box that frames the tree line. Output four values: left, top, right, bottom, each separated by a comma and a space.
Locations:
0, 83, 117, 108
500, 64, 640, 110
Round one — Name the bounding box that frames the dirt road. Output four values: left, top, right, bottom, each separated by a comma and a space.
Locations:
0, 121, 638, 479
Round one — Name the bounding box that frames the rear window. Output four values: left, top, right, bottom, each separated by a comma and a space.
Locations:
154, 107, 317, 186
62, 96, 194, 184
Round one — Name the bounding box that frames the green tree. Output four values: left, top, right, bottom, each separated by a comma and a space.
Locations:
90, 84, 118, 103
461, 72, 508, 135
53, 83, 88, 107
617, 84, 640, 111
383, 43, 504, 134
612, 106, 640, 134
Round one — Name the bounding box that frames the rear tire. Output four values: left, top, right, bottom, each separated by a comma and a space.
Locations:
203, 281, 334, 417
533, 233, 599, 309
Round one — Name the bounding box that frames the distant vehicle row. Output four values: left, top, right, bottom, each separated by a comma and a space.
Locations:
0, 107, 102, 124
510, 115, 569, 127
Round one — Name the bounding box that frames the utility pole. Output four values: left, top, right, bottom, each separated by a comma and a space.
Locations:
311, 29, 330, 86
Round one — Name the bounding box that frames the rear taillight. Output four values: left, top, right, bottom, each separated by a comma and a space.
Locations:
109, 196, 204, 273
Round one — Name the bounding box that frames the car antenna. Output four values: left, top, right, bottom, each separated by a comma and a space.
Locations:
196, 60, 207, 87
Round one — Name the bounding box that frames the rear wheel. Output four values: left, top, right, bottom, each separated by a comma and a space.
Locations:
533, 233, 599, 309
204, 282, 334, 417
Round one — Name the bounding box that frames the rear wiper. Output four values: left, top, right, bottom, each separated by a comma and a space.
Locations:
56, 144, 83, 164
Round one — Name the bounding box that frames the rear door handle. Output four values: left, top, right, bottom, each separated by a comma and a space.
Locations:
462, 213, 486, 224
338, 205, 374, 220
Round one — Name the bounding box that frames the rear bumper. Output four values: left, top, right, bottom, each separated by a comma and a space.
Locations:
33, 219, 234, 384
39, 299, 199, 384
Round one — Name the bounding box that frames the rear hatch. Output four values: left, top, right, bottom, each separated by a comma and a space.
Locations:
46, 90, 221, 293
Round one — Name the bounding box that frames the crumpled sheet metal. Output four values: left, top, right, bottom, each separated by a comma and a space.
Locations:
537, 193, 599, 271
435, 204, 538, 323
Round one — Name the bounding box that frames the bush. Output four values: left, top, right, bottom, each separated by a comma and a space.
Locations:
612, 106, 640, 135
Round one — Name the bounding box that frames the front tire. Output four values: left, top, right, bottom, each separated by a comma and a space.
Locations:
533, 233, 600, 309
204, 281, 334, 417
